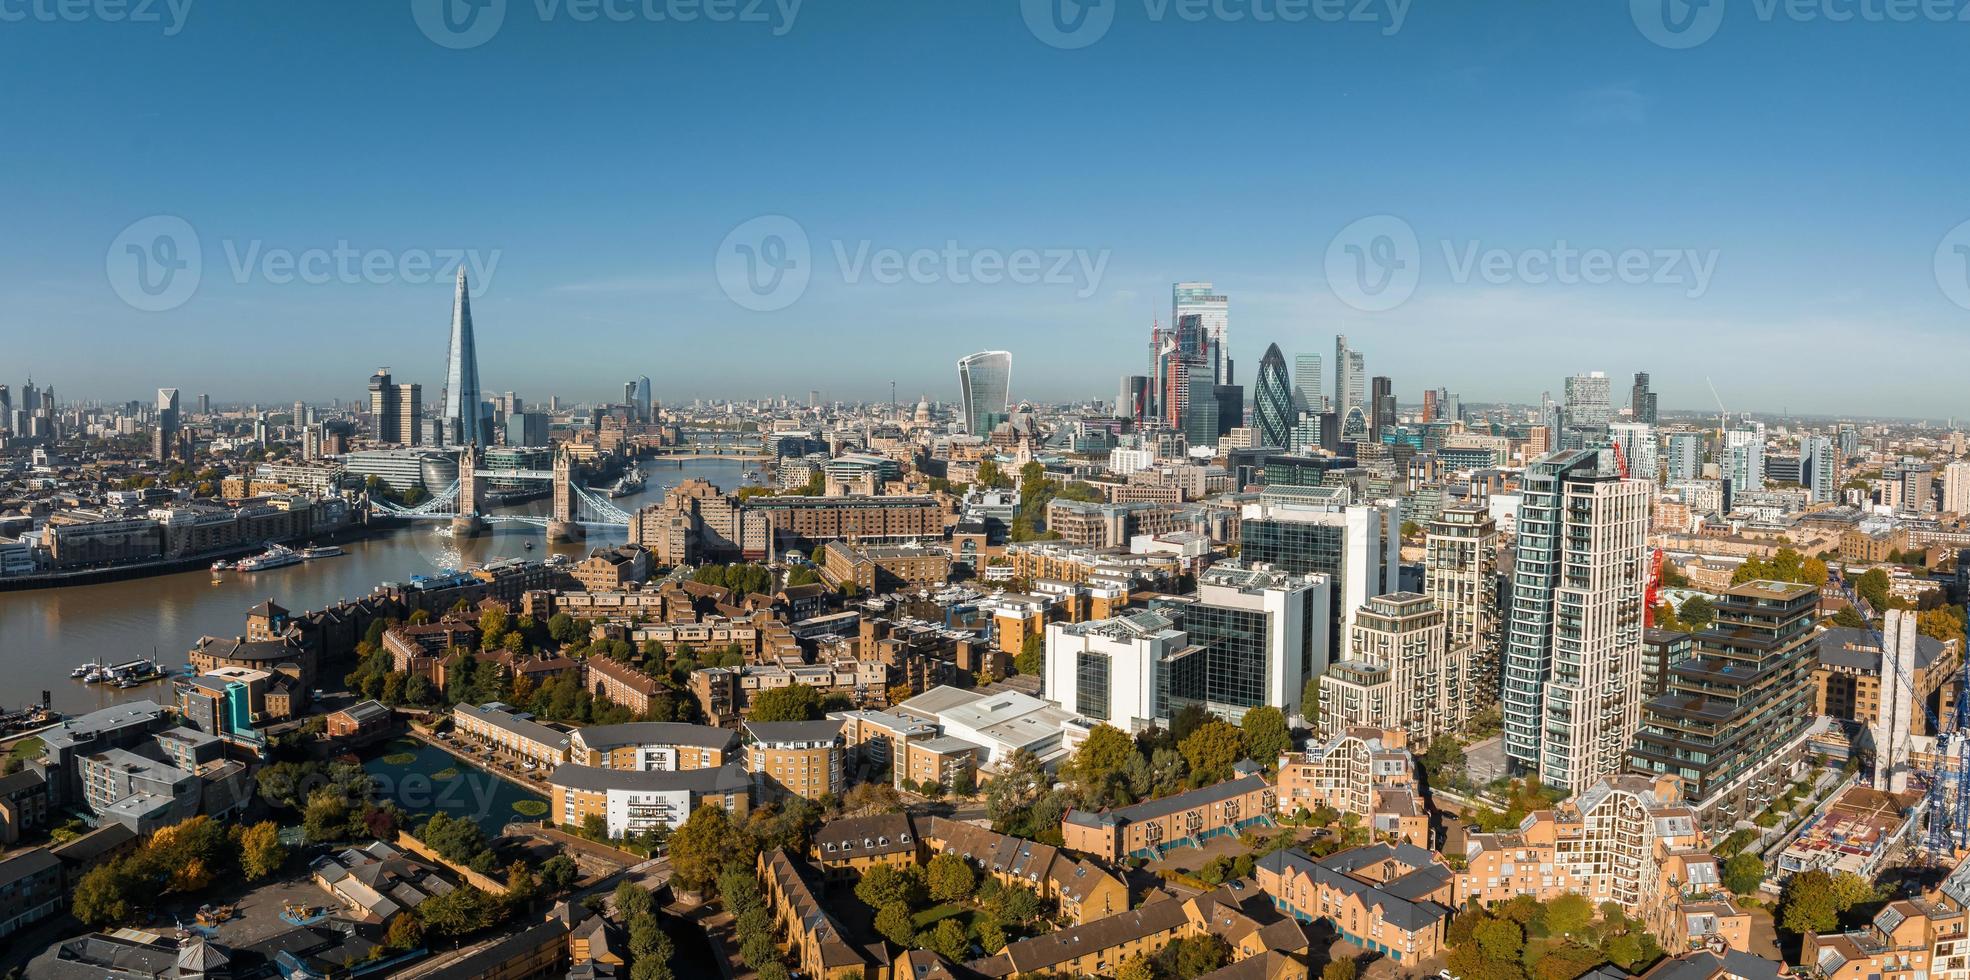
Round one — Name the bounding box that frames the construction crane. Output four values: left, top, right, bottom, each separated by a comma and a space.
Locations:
1834, 573, 1970, 859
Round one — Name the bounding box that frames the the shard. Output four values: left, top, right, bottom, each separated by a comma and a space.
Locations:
442, 265, 483, 448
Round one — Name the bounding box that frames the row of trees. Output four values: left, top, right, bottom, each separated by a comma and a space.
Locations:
73, 817, 288, 926
1443, 895, 1663, 980
613, 880, 682, 980
855, 854, 1042, 958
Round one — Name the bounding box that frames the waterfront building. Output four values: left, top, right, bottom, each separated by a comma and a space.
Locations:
550, 762, 751, 838
568, 722, 739, 771
1630, 580, 1821, 832
452, 701, 572, 768
1502, 447, 1651, 792
957, 350, 1012, 436
745, 719, 846, 802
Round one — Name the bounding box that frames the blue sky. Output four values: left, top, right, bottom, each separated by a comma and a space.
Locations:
2, 0, 1966, 418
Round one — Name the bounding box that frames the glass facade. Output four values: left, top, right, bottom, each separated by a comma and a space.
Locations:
957, 351, 1012, 436
1181, 602, 1270, 715
1076, 650, 1112, 723
1253, 344, 1295, 450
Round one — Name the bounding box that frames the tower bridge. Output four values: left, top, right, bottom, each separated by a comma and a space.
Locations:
368, 446, 634, 541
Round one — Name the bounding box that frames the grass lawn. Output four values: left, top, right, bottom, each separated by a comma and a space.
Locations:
913, 904, 972, 930
7, 736, 42, 764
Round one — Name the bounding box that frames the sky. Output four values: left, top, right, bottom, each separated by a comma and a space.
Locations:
2, 0, 1967, 418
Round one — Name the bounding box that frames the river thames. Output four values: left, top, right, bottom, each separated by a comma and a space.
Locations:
0, 458, 752, 715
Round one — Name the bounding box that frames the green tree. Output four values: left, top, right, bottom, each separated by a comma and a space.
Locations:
1473, 918, 1524, 962
385, 913, 425, 951
1013, 631, 1044, 676
1780, 869, 1840, 935
1543, 893, 1593, 936
1677, 595, 1716, 631
417, 885, 496, 937
985, 749, 1047, 831
925, 918, 970, 961
927, 853, 976, 902
668, 805, 740, 895
540, 854, 580, 894
1321, 958, 1358, 980
1241, 706, 1291, 767
1178, 720, 1244, 783
1300, 676, 1322, 727
1174, 934, 1231, 979
975, 918, 1007, 954
748, 684, 824, 722
71, 860, 138, 926
1118, 955, 1157, 980
616, 880, 657, 921
1723, 852, 1765, 896
875, 902, 916, 947
1069, 724, 1136, 790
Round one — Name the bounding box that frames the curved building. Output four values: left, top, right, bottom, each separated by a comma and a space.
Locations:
1253, 343, 1294, 450
957, 351, 1012, 436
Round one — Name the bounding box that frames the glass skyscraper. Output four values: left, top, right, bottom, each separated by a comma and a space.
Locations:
442, 266, 485, 449
957, 350, 1012, 436
1253, 344, 1294, 450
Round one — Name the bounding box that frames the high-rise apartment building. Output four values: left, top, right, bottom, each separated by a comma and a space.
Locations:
1563, 371, 1612, 427
1629, 372, 1658, 423
1252, 344, 1294, 450
442, 267, 485, 449
1944, 460, 1970, 515
1292, 353, 1323, 413
367, 369, 422, 446
1172, 282, 1229, 386
1502, 447, 1650, 793
1609, 421, 1658, 483
1805, 435, 1838, 504
153, 387, 180, 461
1425, 506, 1499, 713
956, 351, 1012, 436
1666, 432, 1704, 484
1345, 592, 1457, 744
1724, 423, 1766, 501
197, 393, 210, 415
1630, 579, 1819, 832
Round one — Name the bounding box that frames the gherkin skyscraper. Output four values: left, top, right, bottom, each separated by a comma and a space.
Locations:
442, 266, 484, 448
1253, 343, 1294, 450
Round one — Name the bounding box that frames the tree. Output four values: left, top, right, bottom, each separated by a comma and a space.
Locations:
925, 918, 970, 961
1300, 676, 1322, 727
1174, 934, 1231, 979
1473, 918, 1524, 962
875, 902, 916, 947
1069, 724, 1136, 790
1677, 595, 1716, 632
385, 913, 426, 951
1543, 893, 1593, 936
1723, 852, 1765, 896
1118, 955, 1157, 980
749, 683, 824, 722
668, 805, 740, 895
1013, 632, 1044, 676
1179, 721, 1244, 783
540, 854, 580, 894
927, 853, 976, 902
616, 880, 657, 921
1833, 606, 1869, 629
985, 749, 1047, 830
975, 918, 1007, 954
855, 864, 925, 910
1855, 568, 1896, 613
1780, 869, 1840, 935
1241, 706, 1291, 767
417, 885, 496, 937
1321, 958, 1358, 980
303, 788, 353, 844
237, 821, 287, 880
71, 860, 138, 926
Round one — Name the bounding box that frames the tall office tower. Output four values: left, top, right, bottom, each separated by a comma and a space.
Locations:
442, 266, 485, 449
368, 369, 421, 445
622, 380, 636, 414
1804, 435, 1839, 504
956, 350, 1012, 436
1502, 447, 1650, 793
1609, 422, 1658, 483
1724, 422, 1766, 499
1629, 579, 1818, 830
153, 387, 180, 461
1333, 335, 1365, 422
1666, 432, 1703, 483
1293, 354, 1323, 413
1118, 375, 1150, 426
1147, 560, 1329, 722
1421, 389, 1437, 424
1563, 372, 1612, 427
0, 385, 10, 431
197, 393, 210, 415
1173, 282, 1229, 385
633, 376, 652, 423
1238, 486, 1400, 656
1347, 592, 1456, 744
1369, 376, 1395, 442
1213, 384, 1244, 436
1153, 315, 1216, 428
1629, 372, 1658, 424
1252, 345, 1295, 450
1439, 389, 1461, 423
19, 379, 35, 415
1426, 505, 1500, 712
1943, 460, 1970, 515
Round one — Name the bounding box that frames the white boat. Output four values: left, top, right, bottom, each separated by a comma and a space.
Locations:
609, 463, 647, 498
70, 663, 92, 678
210, 560, 234, 571
297, 545, 344, 560
238, 544, 302, 572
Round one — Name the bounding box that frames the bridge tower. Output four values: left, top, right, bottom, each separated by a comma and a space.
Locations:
452, 445, 486, 537
547, 445, 585, 543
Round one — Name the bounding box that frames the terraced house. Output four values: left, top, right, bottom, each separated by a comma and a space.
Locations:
758, 848, 891, 980
918, 817, 1129, 924
965, 886, 1311, 978
1254, 842, 1455, 966
1273, 727, 1430, 848
1062, 761, 1276, 862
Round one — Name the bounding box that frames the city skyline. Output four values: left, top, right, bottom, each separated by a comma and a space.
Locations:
5, 4, 1967, 415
